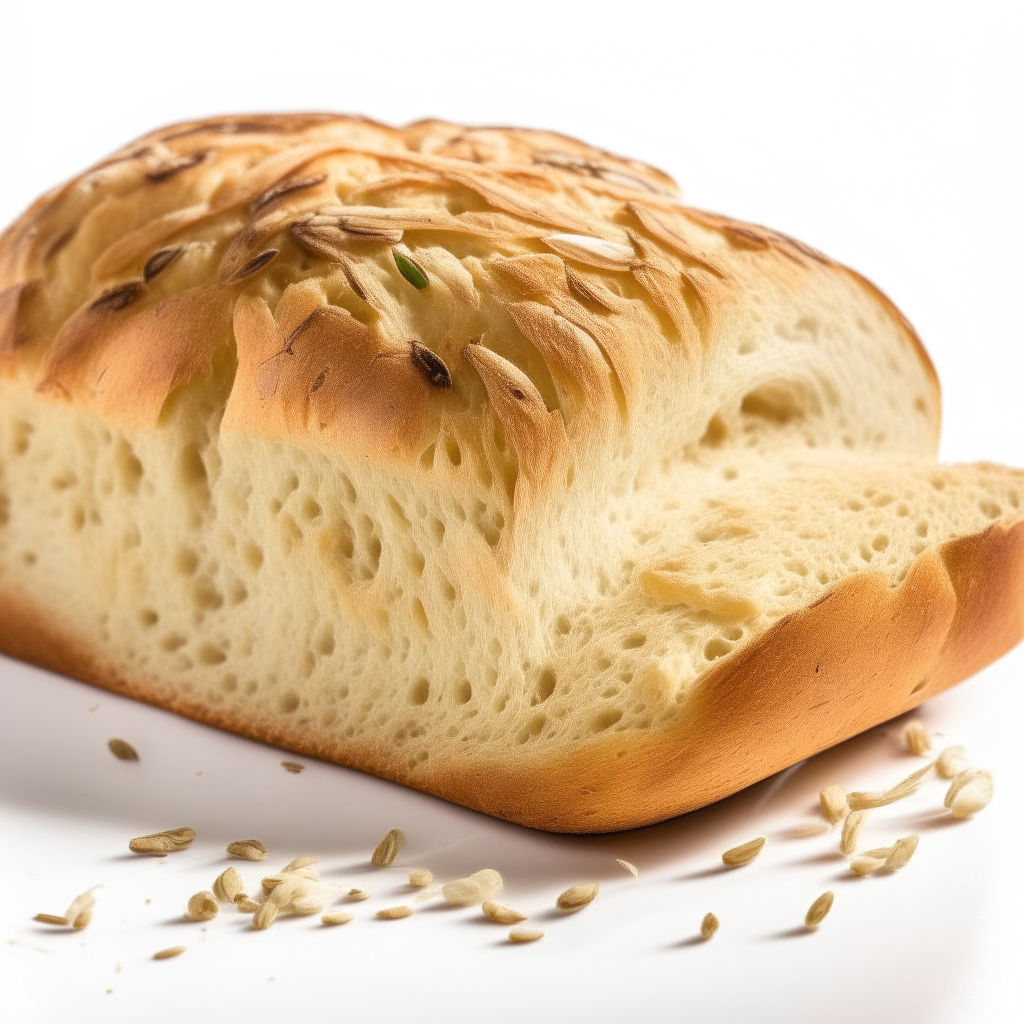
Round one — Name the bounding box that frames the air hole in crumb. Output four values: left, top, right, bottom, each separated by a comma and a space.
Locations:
197, 643, 227, 666
408, 678, 430, 705
456, 680, 472, 704
444, 435, 462, 467
419, 442, 436, 470
591, 708, 623, 733
872, 534, 890, 552
279, 691, 300, 713
174, 548, 200, 575
139, 609, 159, 627
915, 522, 928, 538
302, 497, 322, 521
979, 500, 1001, 519
533, 668, 556, 705
622, 634, 646, 650
704, 638, 731, 661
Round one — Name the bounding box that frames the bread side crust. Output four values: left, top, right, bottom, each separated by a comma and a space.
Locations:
3, 519, 1021, 832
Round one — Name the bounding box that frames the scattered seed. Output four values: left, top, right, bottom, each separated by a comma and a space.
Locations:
849, 850, 892, 875
903, 722, 933, 756
819, 786, 848, 826
252, 901, 279, 930
290, 897, 325, 916
371, 828, 404, 868
722, 836, 766, 867
231, 249, 279, 283
377, 905, 413, 920
482, 901, 528, 924
936, 745, 971, 779
34, 914, 69, 926
508, 928, 544, 943
213, 867, 243, 903
186, 891, 219, 922
408, 868, 434, 887
839, 811, 867, 856
394, 251, 428, 288
90, 281, 144, 312
282, 855, 319, 872
615, 859, 639, 880
280, 761, 304, 774
847, 763, 934, 810
234, 896, 260, 913
410, 341, 452, 390
65, 889, 97, 930
153, 946, 186, 960
555, 882, 599, 911
804, 891, 834, 928
443, 869, 504, 906
321, 911, 354, 926
143, 246, 185, 281
414, 884, 441, 904
945, 768, 994, 818
226, 839, 268, 861
107, 738, 139, 761
129, 827, 196, 854
700, 913, 719, 941
347, 888, 373, 902
884, 834, 920, 870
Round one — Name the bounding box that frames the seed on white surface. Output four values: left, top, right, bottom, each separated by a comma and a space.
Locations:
443, 869, 504, 906
555, 882, 599, 911
839, 811, 867, 855
234, 895, 260, 913
819, 785, 848, 826
34, 914, 69, 926
849, 851, 891, 875
722, 836, 766, 867
936, 745, 971, 779
615, 858, 639, 879
847, 763, 934, 810
482, 901, 528, 924
289, 897, 325, 916
153, 946, 186, 960
186, 891, 219, 922
945, 768, 994, 818
700, 913, 719, 940
64, 889, 97, 930
347, 888, 373, 901
414, 884, 440, 904
281, 761, 304, 774
252, 901, 279, 930
902, 722, 932, 756
321, 911, 354, 926
508, 928, 544, 943
282, 855, 319, 872
408, 868, 434, 887
377, 905, 413, 919
213, 867, 243, 903
805, 891, 834, 928
884, 834, 920, 870
129, 827, 196, 854
371, 828, 404, 868
226, 839, 268, 861
108, 738, 139, 761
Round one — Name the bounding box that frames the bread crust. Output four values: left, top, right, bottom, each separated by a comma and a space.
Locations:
3, 519, 1021, 832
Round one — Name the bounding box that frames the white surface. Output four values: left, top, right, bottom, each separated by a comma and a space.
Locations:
1, 3, 1022, 1022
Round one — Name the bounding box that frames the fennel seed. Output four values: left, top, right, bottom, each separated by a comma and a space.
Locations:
186, 891, 219, 922
408, 868, 433, 887
945, 768, 994, 818
213, 867, 243, 903
394, 251, 428, 289
226, 839, 268, 861
153, 946, 186, 960
508, 928, 544, 942
34, 914, 69, 926
700, 912, 719, 940
371, 828, 404, 867
555, 882, 599, 911
819, 786, 848, 826
884, 834, 920, 870
377, 905, 413, 919
903, 721, 933, 756
722, 836, 766, 867
839, 811, 867, 856
107, 738, 139, 761
321, 911, 354, 926
129, 827, 196, 854
482, 901, 527, 924
805, 891, 834, 928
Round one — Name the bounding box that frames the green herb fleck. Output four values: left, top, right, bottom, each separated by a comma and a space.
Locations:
394, 252, 428, 289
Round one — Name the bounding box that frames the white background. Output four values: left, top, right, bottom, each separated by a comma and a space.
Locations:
1, 2, 1021, 1021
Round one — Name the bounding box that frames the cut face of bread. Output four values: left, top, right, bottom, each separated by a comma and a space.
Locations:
0, 114, 1021, 832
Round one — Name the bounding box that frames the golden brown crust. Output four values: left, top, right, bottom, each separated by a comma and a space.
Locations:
2, 520, 1021, 832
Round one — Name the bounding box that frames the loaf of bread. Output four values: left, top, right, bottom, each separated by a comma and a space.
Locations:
1, 114, 1021, 831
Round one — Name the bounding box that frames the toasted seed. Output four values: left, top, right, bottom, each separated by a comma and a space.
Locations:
945, 768, 994, 818
234, 895, 260, 913
371, 828, 405, 868
700, 912, 719, 941
282, 855, 319, 872
231, 249, 278, 283
34, 914, 69, 926
147, 151, 205, 182
408, 868, 433, 887
250, 174, 327, 216
819, 786, 848, 826
482, 901, 528, 924
508, 928, 544, 942
805, 891, 834, 928
847, 763, 934, 810
722, 836, 766, 867
903, 722, 933, 756
542, 233, 636, 272
65, 889, 97, 930
91, 280, 144, 312
129, 827, 196, 854
850, 854, 888, 875
252, 901, 279, 930
321, 911, 354, 926
347, 887, 373, 901
410, 341, 451, 390
143, 246, 185, 281
186, 891, 219, 922
107, 738, 139, 761
884, 834, 920, 870
615, 858, 640, 880
153, 946, 186, 960
936, 745, 971, 779
377, 905, 413, 919
555, 881, 599, 911
280, 761, 304, 774
443, 869, 504, 906
212, 867, 243, 903
839, 810, 867, 856
394, 251, 428, 288
226, 839, 268, 861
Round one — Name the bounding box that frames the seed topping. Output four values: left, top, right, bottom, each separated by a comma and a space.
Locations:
700, 912, 719, 941
107, 738, 139, 761
129, 826, 196, 855
143, 246, 186, 281
411, 341, 452, 390
394, 251, 429, 288
805, 891, 834, 928
371, 828, 404, 868
722, 836, 766, 867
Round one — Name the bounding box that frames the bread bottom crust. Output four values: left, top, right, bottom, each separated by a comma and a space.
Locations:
2, 519, 1022, 833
